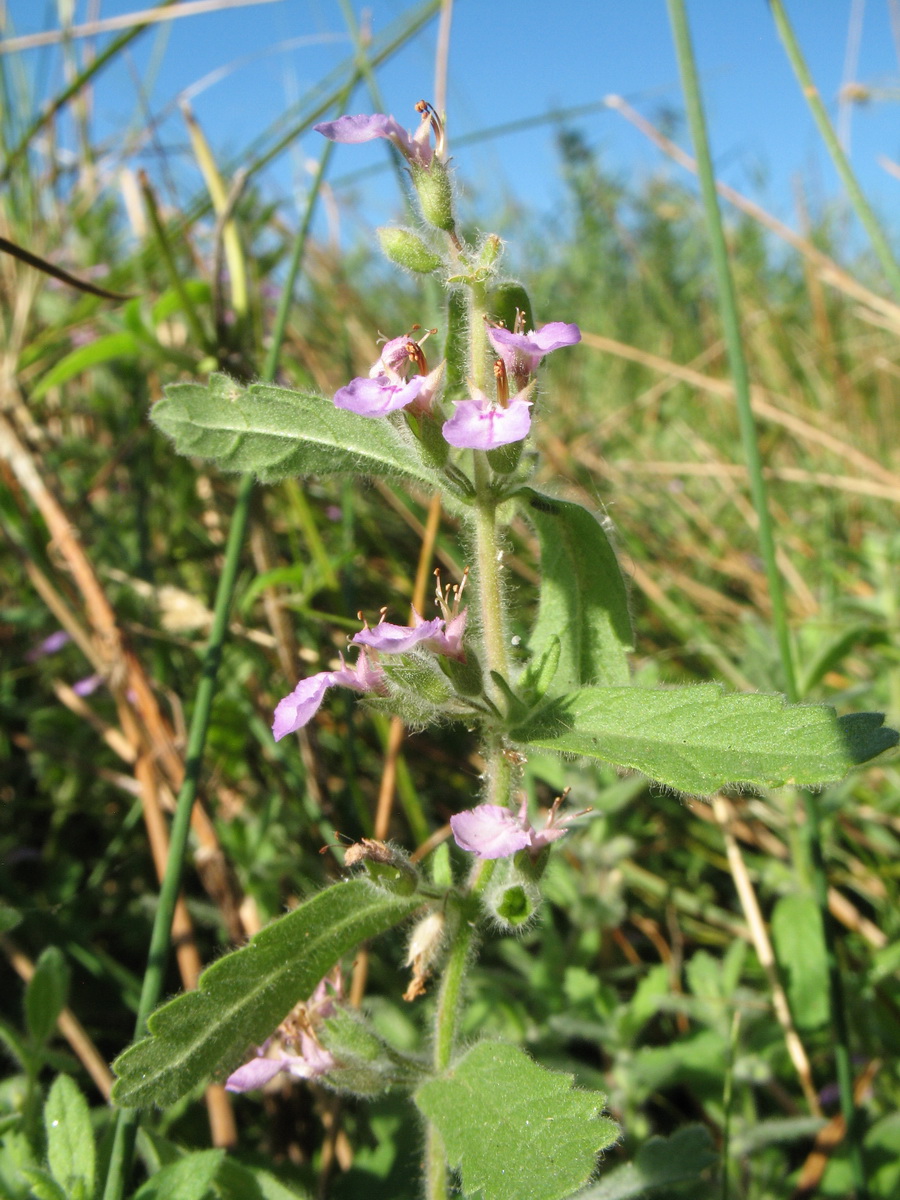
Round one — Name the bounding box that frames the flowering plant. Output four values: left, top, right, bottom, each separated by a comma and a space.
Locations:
110, 100, 897, 1200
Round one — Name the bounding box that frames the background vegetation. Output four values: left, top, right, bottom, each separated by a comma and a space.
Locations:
1, 3, 899, 1198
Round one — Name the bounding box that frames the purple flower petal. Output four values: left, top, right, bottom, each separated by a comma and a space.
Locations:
352, 616, 445, 654
334, 373, 426, 417
225, 1056, 287, 1093
272, 672, 335, 741
442, 391, 532, 450
488, 322, 581, 383
450, 804, 533, 859
26, 630, 72, 662
313, 112, 432, 167
72, 673, 104, 697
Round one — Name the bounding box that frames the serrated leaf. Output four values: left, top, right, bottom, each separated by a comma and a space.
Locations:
150, 373, 438, 485
414, 1041, 619, 1200
510, 684, 898, 795
771, 894, 829, 1030
25, 947, 69, 1047
520, 489, 632, 691
576, 1125, 717, 1198
133, 1149, 224, 1200
44, 1075, 95, 1197
112, 880, 421, 1107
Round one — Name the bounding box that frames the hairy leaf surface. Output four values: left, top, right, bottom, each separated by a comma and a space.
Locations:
510, 684, 897, 794
112, 880, 421, 1107
520, 489, 632, 690
151, 373, 436, 485
415, 1041, 618, 1200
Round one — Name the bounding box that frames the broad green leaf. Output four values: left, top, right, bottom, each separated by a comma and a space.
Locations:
771, 894, 828, 1030
132, 1149, 224, 1200
25, 947, 69, 1047
414, 1041, 618, 1200
520, 489, 632, 691
576, 1125, 718, 1198
112, 880, 421, 1107
44, 1075, 95, 1198
150, 373, 438, 486
510, 684, 898, 795
31, 332, 141, 399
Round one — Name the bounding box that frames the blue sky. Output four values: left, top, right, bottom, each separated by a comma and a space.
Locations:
5, 1, 900, 248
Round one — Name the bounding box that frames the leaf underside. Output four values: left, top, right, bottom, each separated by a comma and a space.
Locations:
112, 880, 421, 1108
511, 684, 897, 795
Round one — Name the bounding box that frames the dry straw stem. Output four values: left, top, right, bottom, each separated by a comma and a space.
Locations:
0, 935, 114, 1100
711, 793, 822, 1116
605, 93, 900, 333
582, 332, 900, 496
689, 798, 887, 950
791, 1059, 881, 1199
0, 0, 283, 53
0, 414, 240, 1140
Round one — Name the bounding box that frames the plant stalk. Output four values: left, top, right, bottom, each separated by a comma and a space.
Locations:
666, 3, 868, 1194
101, 76, 359, 1200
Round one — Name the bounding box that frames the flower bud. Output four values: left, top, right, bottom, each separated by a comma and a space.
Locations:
344, 838, 419, 895
482, 858, 541, 931
411, 161, 456, 233
477, 234, 503, 272
377, 227, 443, 274
488, 282, 535, 340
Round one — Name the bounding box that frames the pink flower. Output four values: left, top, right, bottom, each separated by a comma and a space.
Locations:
488, 321, 581, 390
272, 653, 385, 741
334, 372, 427, 417
442, 386, 533, 450
352, 613, 446, 654
314, 111, 434, 168
226, 973, 341, 1093
450, 794, 583, 860
26, 630, 72, 662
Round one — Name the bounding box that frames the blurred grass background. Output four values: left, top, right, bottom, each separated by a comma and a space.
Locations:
1, 3, 899, 1198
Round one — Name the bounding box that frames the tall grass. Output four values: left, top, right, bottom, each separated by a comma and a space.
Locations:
1, 4, 898, 1199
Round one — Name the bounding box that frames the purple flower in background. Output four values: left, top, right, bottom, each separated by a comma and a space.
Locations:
226, 972, 342, 1092
488, 321, 581, 390
72, 673, 104, 697
442, 387, 533, 450
314, 111, 434, 168
272, 652, 385, 741
451, 794, 585, 860
26, 630, 72, 662
334, 372, 428, 417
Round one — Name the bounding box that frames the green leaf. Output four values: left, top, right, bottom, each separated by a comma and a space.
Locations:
510, 684, 898, 795
319, 1008, 428, 1095
25, 947, 69, 1046
31, 331, 141, 399
19, 1166, 68, 1200
216, 1157, 314, 1200
414, 1041, 619, 1200
112, 880, 421, 1108
0, 904, 22, 934
150, 374, 438, 486
520, 489, 632, 691
132, 1149, 224, 1200
771, 894, 829, 1030
44, 1075, 95, 1198
576, 1125, 718, 1198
